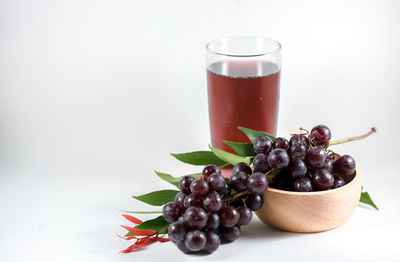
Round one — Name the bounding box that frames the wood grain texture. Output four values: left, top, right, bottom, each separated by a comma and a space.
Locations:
256, 166, 362, 233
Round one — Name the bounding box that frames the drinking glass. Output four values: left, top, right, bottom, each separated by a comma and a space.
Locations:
206, 37, 282, 153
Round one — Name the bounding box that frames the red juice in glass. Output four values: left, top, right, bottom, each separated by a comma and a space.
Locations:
207, 60, 280, 152
206, 37, 281, 153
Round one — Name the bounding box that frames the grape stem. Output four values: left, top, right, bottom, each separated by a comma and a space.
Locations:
223, 170, 276, 203
223, 190, 249, 203
290, 127, 309, 137
326, 149, 341, 159
265, 169, 277, 180
328, 127, 377, 146
158, 224, 169, 235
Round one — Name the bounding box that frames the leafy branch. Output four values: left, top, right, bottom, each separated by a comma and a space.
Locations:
119, 126, 379, 253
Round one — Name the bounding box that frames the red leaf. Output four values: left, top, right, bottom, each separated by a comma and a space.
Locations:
125, 236, 137, 240
119, 244, 135, 254
119, 238, 154, 253
119, 236, 170, 254
155, 237, 170, 243
121, 225, 155, 236
117, 234, 137, 241
122, 214, 143, 224
135, 238, 157, 249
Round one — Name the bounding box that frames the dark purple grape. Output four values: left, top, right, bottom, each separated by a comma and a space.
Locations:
288, 158, 307, 179
332, 175, 345, 189
305, 147, 327, 169
253, 154, 270, 173
312, 169, 334, 190
183, 207, 207, 229
190, 179, 210, 197
230, 171, 248, 192
267, 149, 290, 169
273, 137, 290, 150
232, 162, 252, 175
247, 172, 268, 194
279, 185, 294, 191
219, 206, 240, 227
202, 164, 220, 178
176, 240, 190, 253
179, 176, 195, 195
310, 125, 331, 145
185, 230, 206, 251
203, 231, 220, 253
203, 192, 223, 213
208, 173, 225, 192
174, 192, 187, 213
293, 177, 313, 192
269, 170, 294, 191
177, 216, 184, 223
236, 206, 252, 226
253, 136, 273, 155
168, 222, 187, 242
221, 226, 240, 242
289, 135, 309, 149
183, 194, 202, 208
162, 202, 180, 223
245, 194, 263, 211
231, 198, 245, 207
322, 159, 334, 173
220, 183, 231, 196
209, 228, 220, 235
289, 142, 307, 158
333, 155, 356, 175
206, 213, 220, 230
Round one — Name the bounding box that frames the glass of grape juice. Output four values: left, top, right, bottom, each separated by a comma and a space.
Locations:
206, 37, 282, 153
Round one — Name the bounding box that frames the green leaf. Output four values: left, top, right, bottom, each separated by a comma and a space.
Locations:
155, 170, 201, 188
360, 191, 379, 210
223, 140, 256, 157
238, 126, 276, 143
154, 171, 182, 188
135, 215, 169, 233
171, 151, 227, 166
132, 190, 179, 206
211, 146, 251, 165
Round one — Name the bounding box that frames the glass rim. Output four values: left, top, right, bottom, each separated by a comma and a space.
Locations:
206, 36, 282, 57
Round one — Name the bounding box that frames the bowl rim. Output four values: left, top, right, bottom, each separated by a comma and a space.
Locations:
266, 166, 361, 196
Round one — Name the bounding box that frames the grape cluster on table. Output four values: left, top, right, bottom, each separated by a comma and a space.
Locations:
163, 124, 357, 254
163, 162, 267, 254
255, 124, 356, 192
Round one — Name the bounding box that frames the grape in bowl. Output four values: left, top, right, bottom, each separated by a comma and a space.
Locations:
255, 166, 362, 233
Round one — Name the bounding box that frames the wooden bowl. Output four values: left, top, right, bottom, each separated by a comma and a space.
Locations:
255, 166, 362, 233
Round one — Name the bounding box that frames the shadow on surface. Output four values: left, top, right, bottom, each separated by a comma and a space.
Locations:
240, 218, 306, 240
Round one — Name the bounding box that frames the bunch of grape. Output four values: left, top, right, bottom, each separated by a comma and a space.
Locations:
162, 124, 357, 253
162, 163, 268, 254
253, 124, 356, 192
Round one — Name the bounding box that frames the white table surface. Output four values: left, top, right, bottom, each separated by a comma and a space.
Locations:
1, 163, 399, 262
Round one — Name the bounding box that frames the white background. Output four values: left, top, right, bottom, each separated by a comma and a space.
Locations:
1, 0, 400, 261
